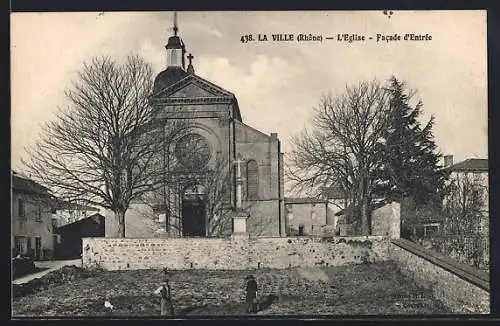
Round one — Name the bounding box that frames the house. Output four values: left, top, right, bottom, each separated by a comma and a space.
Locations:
321, 186, 348, 214
54, 213, 105, 259
284, 198, 335, 236
11, 171, 54, 260
51, 199, 100, 227
444, 156, 489, 234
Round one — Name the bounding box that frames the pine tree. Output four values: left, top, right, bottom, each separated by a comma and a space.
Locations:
375, 76, 448, 205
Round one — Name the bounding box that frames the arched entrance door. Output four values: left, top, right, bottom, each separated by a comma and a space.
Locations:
182, 184, 207, 237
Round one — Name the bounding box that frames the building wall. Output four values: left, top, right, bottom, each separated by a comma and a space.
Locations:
450, 170, 488, 213
236, 123, 284, 237
284, 202, 328, 236
235, 122, 281, 200
145, 75, 285, 239
448, 171, 488, 210
246, 200, 281, 236
105, 205, 165, 238
56, 215, 105, 259
443, 170, 489, 238
82, 235, 389, 271
12, 192, 54, 259
327, 199, 346, 217
371, 202, 401, 239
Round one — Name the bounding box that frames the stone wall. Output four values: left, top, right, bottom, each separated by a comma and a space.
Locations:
389, 238, 489, 314
82, 235, 389, 271
247, 200, 281, 236
371, 202, 400, 239
105, 205, 163, 238
284, 201, 328, 236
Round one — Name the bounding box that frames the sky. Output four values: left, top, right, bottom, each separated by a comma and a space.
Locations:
11, 11, 487, 179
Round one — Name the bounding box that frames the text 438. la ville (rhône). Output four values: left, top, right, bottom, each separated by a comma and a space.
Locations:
240, 33, 432, 43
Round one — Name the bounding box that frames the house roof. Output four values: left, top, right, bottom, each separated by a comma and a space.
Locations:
449, 158, 488, 172
285, 197, 328, 205
53, 199, 100, 212
55, 213, 105, 230
11, 172, 51, 197
334, 199, 387, 216
321, 186, 346, 200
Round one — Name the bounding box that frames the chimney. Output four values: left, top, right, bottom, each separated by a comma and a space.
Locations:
444, 155, 453, 168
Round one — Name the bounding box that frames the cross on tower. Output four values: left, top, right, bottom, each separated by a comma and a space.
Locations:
187, 53, 194, 65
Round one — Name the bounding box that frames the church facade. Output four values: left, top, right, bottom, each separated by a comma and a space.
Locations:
106, 22, 285, 238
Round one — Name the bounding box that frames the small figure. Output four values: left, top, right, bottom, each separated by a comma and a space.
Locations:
154, 279, 175, 316
244, 275, 258, 313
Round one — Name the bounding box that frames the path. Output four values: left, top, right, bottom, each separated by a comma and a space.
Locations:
13, 259, 82, 285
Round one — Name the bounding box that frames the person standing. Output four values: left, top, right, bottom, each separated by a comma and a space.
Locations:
244, 275, 258, 313
155, 279, 175, 316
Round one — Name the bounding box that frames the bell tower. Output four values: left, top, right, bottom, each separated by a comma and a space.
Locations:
165, 12, 186, 69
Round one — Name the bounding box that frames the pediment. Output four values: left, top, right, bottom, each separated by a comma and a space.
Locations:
170, 83, 219, 98
154, 75, 234, 100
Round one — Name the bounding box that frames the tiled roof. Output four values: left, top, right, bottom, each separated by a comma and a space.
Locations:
56, 213, 105, 230
449, 158, 488, 172
53, 199, 99, 212
285, 197, 328, 204
321, 186, 346, 200
11, 172, 51, 196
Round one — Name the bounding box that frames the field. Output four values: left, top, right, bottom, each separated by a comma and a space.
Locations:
12, 261, 450, 317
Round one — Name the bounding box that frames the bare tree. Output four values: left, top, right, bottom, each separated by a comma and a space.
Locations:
23, 55, 184, 237
287, 80, 391, 235
204, 155, 234, 236
440, 172, 488, 268
135, 148, 238, 237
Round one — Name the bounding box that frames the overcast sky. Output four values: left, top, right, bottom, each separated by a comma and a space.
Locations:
11, 10, 487, 177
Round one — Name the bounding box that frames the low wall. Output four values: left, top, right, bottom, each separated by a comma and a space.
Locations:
82, 235, 389, 271
390, 238, 490, 314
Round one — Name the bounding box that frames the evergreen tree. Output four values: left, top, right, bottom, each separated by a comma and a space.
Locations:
375, 76, 448, 205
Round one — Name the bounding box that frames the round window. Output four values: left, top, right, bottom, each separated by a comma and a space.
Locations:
174, 133, 212, 169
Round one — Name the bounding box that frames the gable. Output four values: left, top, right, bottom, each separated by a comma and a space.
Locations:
150, 73, 243, 121
169, 83, 221, 98
235, 121, 272, 143
154, 74, 235, 100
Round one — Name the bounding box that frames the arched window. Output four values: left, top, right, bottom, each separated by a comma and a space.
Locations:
246, 160, 259, 200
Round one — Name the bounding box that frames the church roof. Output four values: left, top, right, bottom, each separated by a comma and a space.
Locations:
151, 71, 243, 122
153, 67, 189, 94
235, 120, 274, 140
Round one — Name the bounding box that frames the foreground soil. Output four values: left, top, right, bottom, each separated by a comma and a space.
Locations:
12, 261, 450, 317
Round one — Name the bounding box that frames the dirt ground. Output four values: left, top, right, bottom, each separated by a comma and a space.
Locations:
12, 261, 450, 317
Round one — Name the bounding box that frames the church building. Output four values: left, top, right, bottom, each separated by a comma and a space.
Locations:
106, 18, 285, 238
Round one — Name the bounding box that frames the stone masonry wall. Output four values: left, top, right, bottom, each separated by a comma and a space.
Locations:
389, 239, 489, 314
82, 236, 389, 271
371, 202, 401, 239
